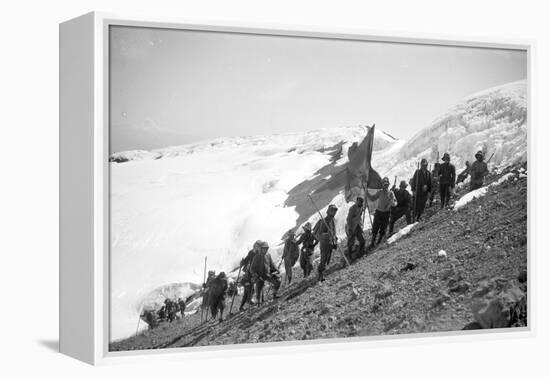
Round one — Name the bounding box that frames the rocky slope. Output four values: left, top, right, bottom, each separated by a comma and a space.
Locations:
110, 165, 527, 351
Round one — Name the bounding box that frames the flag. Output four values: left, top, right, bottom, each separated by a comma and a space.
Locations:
344, 125, 383, 209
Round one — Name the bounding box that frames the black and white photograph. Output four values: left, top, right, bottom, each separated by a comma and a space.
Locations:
106, 25, 528, 351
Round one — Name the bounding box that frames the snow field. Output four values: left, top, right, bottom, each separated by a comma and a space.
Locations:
387, 222, 418, 244
453, 173, 515, 211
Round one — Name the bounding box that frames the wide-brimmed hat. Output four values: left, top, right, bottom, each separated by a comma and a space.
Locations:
302, 222, 312, 231
327, 204, 338, 213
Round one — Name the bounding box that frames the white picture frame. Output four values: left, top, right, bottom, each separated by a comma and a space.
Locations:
59, 11, 535, 365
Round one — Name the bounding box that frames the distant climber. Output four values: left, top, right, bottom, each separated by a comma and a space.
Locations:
313, 204, 338, 282
177, 298, 186, 319
389, 180, 412, 235
250, 241, 281, 303
201, 270, 216, 314
157, 305, 166, 321
142, 309, 158, 330
346, 197, 366, 261
366, 177, 397, 247
410, 159, 432, 221
282, 230, 300, 284
165, 298, 178, 322
469, 151, 489, 191
438, 153, 456, 208
227, 279, 238, 298
239, 241, 261, 311
296, 222, 317, 277
429, 162, 441, 207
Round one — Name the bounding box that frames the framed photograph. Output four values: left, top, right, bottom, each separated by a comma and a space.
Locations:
60, 12, 532, 365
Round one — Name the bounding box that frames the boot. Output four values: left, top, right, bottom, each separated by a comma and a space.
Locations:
345, 248, 352, 262
317, 270, 325, 282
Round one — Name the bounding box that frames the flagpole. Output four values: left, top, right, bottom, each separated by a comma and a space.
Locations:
363, 123, 375, 230
361, 179, 373, 230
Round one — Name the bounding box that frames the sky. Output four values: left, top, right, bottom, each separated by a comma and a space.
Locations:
109, 26, 527, 153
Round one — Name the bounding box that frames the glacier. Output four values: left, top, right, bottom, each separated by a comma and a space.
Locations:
109, 80, 527, 341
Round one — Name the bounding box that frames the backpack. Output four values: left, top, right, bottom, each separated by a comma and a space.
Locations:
250, 249, 270, 278
285, 239, 300, 265
207, 274, 228, 306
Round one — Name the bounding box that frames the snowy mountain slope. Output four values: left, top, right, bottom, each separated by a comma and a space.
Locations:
384, 80, 527, 180
110, 126, 399, 340
109, 80, 527, 341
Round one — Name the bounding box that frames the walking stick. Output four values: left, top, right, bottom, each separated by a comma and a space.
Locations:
307, 195, 350, 266
200, 256, 207, 323
228, 265, 242, 315
360, 179, 374, 230
486, 151, 495, 164
413, 161, 420, 220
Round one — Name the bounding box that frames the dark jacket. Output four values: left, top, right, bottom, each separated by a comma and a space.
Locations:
282, 238, 300, 265
313, 216, 337, 246
410, 169, 432, 195
346, 203, 363, 234
250, 250, 278, 279
177, 299, 186, 312
469, 160, 488, 185
297, 231, 317, 250
392, 188, 411, 209
439, 162, 456, 187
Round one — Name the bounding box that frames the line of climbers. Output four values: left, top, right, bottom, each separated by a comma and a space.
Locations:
144, 150, 490, 328
142, 297, 187, 329
233, 149, 490, 309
